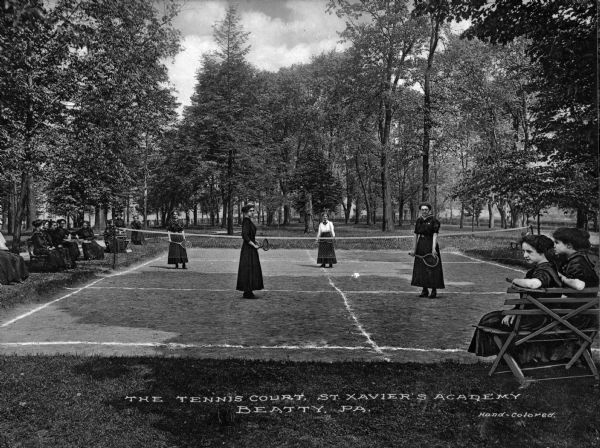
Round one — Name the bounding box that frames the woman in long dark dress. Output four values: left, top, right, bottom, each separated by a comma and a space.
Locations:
409, 202, 445, 298
0, 230, 29, 284
316, 212, 336, 268
76, 221, 105, 260
30, 219, 67, 271
167, 214, 188, 269
468, 235, 562, 363
236, 204, 264, 299
130, 215, 145, 245
47, 220, 74, 268
57, 219, 80, 265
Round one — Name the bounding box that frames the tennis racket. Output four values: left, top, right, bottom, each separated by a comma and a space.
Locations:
169, 232, 192, 249
257, 238, 270, 251
414, 253, 439, 267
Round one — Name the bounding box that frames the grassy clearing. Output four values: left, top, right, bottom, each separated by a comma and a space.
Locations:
0, 238, 166, 310
0, 356, 598, 448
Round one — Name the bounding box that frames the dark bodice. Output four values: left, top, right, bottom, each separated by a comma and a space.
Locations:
414, 216, 440, 237
241, 217, 256, 246
559, 251, 599, 287
77, 227, 96, 240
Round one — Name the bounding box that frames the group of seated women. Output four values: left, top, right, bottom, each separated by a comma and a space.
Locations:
29, 218, 106, 271
469, 227, 599, 364
0, 229, 29, 284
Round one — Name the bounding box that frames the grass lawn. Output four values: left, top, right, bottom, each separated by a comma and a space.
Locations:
0, 356, 598, 448
0, 238, 167, 310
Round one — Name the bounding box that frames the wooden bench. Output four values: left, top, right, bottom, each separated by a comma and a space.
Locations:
26, 240, 50, 271
476, 286, 599, 387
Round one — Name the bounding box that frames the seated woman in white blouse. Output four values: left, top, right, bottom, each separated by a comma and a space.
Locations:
315, 212, 337, 268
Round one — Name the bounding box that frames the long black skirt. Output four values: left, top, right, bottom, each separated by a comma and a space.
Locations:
167, 236, 188, 265
34, 248, 67, 271
0, 250, 28, 283
62, 240, 80, 261
411, 235, 444, 288
82, 241, 105, 260
317, 231, 337, 265
236, 244, 264, 292
131, 231, 145, 245
468, 310, 551, 361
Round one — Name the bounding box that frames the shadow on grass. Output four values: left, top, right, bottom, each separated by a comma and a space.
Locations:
22, 356, 591, 448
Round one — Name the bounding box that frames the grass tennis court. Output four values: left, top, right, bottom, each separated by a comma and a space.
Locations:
0, 244, 534, 361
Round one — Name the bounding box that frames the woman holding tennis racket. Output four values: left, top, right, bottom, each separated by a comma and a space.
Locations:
409, 202, 445, 298
236, 204, 264, 299
167, 213, 188, 269
316, 212, 336, 268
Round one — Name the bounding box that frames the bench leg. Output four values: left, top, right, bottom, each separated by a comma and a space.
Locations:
566, 340, 590, 370
489, 333, 516, 375
582, 349, 599, 382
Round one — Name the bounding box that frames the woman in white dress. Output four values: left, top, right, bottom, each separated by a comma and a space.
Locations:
316, 212, 336, 268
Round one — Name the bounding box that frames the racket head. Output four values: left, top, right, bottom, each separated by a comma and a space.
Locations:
182, 240, 192, 249
422, 253, 439, 268
261, 238, 270, 251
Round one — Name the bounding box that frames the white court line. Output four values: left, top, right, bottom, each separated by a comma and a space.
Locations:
448, 252, 526, 273
304, 249, 390, 362
61, 286, 508, 295
0, 340, 597, 352
0, 255, 165, 328
1, 341, 597, 354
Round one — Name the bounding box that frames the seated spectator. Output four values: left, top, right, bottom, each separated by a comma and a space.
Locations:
30, 219, 67, 271
130, 215, 145, 245
0, 229, 29, 284
468, 234, 562, 364
47, 220, 75, 268
56, 219, 81, 264
75, 221, 105, 260
113, 212, 126, 231
549, 227, 599, 360
103, 220, 128, 253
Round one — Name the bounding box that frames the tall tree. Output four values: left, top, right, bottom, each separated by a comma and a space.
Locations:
328, 0, 428, 231
183, 5, 260, 234
458, 0, 597, 228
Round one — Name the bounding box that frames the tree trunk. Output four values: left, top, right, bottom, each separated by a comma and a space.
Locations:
576, 208, 587, 229
488, 201, 494, 228
380, 147, 393, 231
10, 172, 31, 253
27, 175, 36, 230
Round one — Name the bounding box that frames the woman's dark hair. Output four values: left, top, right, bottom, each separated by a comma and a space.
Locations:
241, 204, 255, 214
419, 202, 432, 211
32, 219, 44, 228
552, 227, 591, 250
57, 219, 66, 224
520, 234, 554, 256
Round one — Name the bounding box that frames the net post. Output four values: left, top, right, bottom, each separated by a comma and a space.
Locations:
112, 230, 117, 270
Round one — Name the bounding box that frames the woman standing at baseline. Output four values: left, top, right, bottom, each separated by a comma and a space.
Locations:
409, 202, 445, 298
316, 212, 336, 268
236, 204, 264, 299
167, 212, 188, 269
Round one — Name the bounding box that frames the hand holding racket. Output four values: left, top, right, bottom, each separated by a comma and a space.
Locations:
256, 238, 270, 251
414, 252, 439, 267
169, 232, 192, 249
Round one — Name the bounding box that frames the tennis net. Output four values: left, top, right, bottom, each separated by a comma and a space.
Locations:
116, 226, 531, 254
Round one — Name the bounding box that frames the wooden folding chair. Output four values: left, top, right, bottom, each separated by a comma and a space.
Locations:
478, 286, 599, 386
